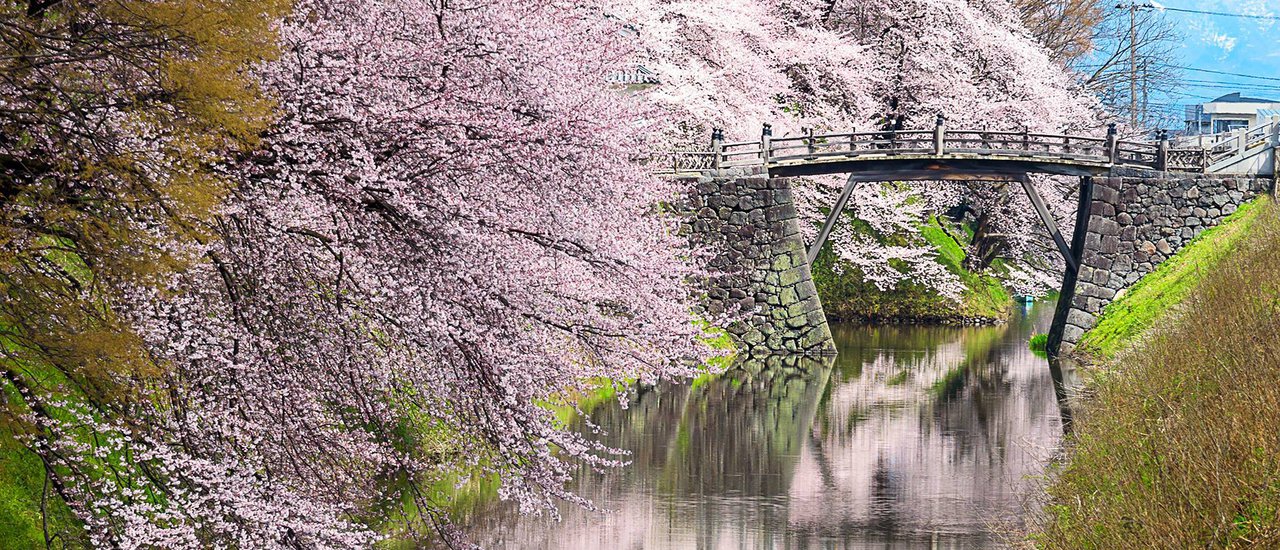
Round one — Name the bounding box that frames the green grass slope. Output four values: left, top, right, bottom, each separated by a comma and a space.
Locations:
1077, 198, 1266, 358
0, 424, 79, 548
1033, 197, 1280, 548
812, 215, 1010, 324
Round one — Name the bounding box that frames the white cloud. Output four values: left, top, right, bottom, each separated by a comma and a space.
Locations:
1209, 33, 1237, 53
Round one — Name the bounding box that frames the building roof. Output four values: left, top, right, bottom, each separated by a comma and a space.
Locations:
607, 65, 660, 85
1210, 92, 1280, 104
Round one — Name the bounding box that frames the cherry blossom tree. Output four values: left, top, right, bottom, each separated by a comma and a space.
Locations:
14, 0, 720, 545
602, 0, 878, 143
3, 0, 1116, 545
612, 0, 1103, 299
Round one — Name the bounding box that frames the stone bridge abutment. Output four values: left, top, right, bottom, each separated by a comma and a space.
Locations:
1052, 172, 1272, 355
681, 168, 836, 356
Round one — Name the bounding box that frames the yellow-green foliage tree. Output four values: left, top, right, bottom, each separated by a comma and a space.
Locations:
0, 0, 287, 544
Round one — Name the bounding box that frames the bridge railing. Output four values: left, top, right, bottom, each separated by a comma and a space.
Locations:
1167, 148, 1209, 172
719, 140, 764, 167
712, 122, 1159, 171
942, 130, 1112, 158
1205, 118, 1278, 167
1116, 140, 1160, 168
648, 150, 717, 175
766, 130, 937, 162
657, 119, 1265, 176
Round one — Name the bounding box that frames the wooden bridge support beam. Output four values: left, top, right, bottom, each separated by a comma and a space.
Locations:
1017, 174, 1078, 274
806, 174, 859, 264
1047, 176, 1094, 358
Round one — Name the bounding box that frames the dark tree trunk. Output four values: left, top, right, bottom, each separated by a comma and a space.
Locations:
964, 181, 1012, 272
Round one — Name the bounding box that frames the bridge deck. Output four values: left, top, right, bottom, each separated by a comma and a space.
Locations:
655, 119, 1279, 179
766, 153, 1115, 179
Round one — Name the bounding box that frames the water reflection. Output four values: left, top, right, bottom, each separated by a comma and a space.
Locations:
1048, 356, 1086, 434
462, 303, 1068, 549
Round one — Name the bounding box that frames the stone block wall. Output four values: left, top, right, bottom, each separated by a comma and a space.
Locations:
682, 167, 836, 356
1058, 173, 1271, 353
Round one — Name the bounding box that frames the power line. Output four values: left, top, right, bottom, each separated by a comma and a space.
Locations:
1179, 78, 1280, 89
1075, 62, 1280, 82
1172, 65, 1280, 82
1180, 85, 1280, 94
1152, 5, 1280, 22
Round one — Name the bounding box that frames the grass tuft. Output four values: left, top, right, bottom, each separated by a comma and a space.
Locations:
1028, 333, 1048, 358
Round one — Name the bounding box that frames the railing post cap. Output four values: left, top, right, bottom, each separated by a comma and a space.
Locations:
761, 123, 773, 137
936, 114, 946, 126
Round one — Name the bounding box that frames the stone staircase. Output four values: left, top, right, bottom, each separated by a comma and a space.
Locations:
1177, 118, 1280, 176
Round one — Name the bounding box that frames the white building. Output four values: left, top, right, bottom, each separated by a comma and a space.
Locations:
1185, 92, 1280, 135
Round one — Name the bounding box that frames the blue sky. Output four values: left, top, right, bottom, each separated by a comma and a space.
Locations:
1152, 1, 1280, 109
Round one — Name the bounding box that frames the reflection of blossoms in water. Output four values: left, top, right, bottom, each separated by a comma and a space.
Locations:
463, 305, 1067, 548
785, 320, 1065, 541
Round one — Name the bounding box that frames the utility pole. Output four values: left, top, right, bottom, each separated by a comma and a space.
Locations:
1126, 2, 1137, 128
1118, 2, 1155, 129
1141, 58, 1149, 128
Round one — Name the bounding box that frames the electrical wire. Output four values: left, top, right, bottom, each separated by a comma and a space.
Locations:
1075, 62, 1280, 82
1172, 65, 1280, 82
1153, 5, 1280, 22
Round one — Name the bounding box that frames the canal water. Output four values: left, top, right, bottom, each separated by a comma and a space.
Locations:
461, 302, 1069, 549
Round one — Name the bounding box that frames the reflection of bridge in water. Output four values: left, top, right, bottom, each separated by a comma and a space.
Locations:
463, 303, 1077, 548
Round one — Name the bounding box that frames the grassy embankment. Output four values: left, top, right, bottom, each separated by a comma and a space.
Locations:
812, 215, 1011, 324
0, 428, 77, 548
1032, 196, 1280, 547
1074, 198, 1265, 358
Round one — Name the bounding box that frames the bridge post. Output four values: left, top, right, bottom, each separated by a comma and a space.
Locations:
711, 128, 724, 170
934, 114, 946, 155
1105, 123, 1119, 165
1156, 129, 1169, 172
805, 127, 816, 159
1269, 117, 1280, 191
806, 174, 859, 265
1238, 127, 1247, 157
761, 123, 773, 165
1018, 175, 1077, 274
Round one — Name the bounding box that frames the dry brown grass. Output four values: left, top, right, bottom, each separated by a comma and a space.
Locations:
1032, 198, 1280, 548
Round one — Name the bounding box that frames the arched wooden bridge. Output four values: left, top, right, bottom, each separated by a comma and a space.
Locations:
666, 117, 1279, 359
657, 116, 1280, 180
660, 116, 1279, 267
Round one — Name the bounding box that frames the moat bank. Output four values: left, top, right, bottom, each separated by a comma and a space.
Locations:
811, 215, 1015, 326
1033, 197, 1280, 547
